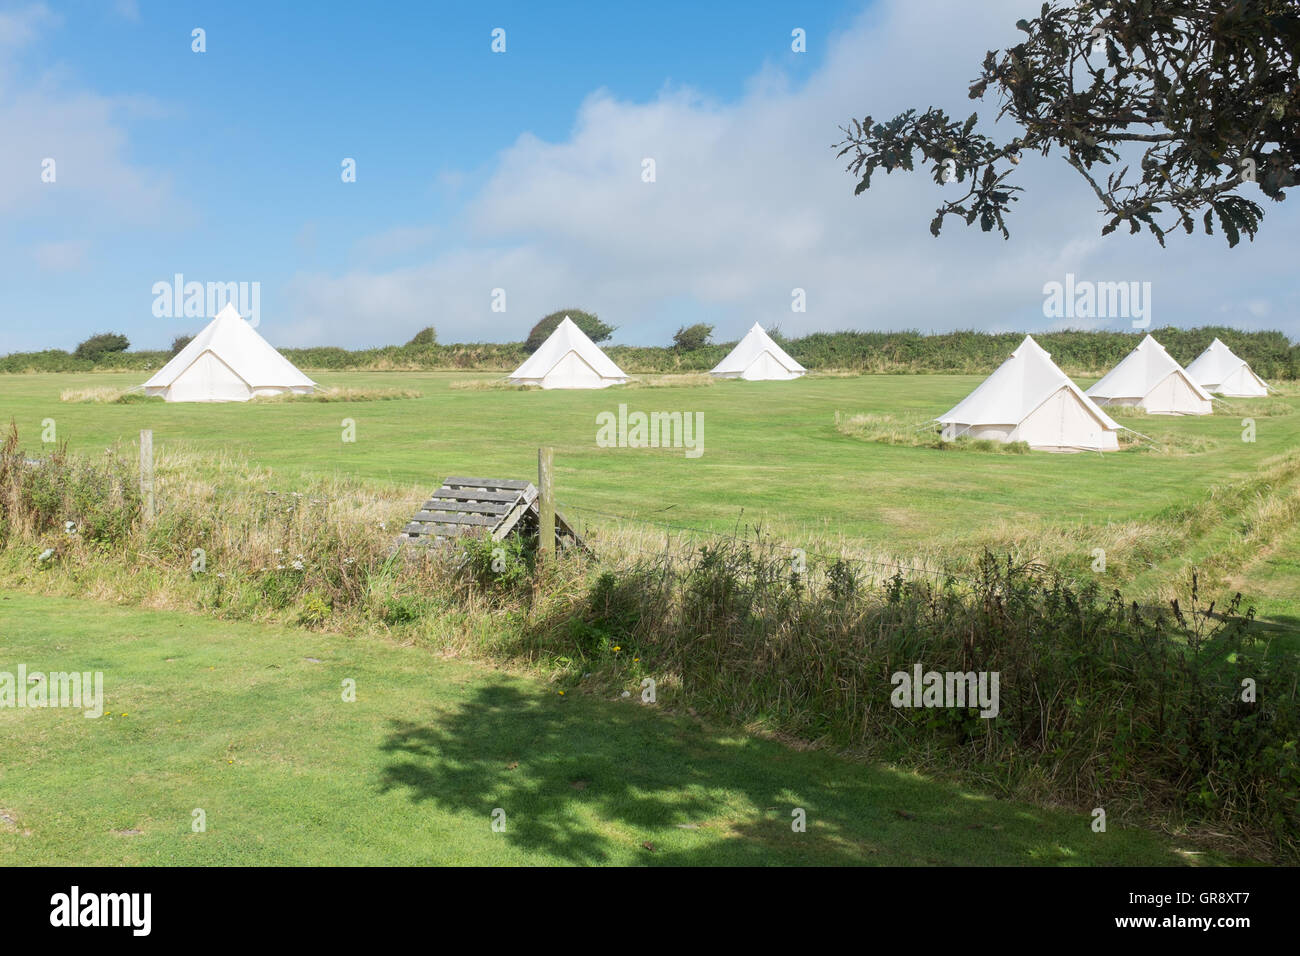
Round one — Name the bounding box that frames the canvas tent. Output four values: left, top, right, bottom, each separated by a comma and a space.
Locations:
142, 303, 316, 402
936, 335, 1120, 452
508, 316, 628, 389
1185, 338, 1269, 397
1085, 334, 1212, 415
710, 323, 806, 381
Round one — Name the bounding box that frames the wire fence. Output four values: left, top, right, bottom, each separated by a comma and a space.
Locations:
544, 497, 1263, 629
554, 497, 1000, 590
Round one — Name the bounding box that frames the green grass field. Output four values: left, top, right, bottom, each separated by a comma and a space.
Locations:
5, 369, 1298, 620
2, 369, 1296, 865
0, 592, 1225, 866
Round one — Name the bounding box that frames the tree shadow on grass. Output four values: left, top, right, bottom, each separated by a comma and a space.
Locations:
378, 680, 1195, 866
1254, 613, 1300, 638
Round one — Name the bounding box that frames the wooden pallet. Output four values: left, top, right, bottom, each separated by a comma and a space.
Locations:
396, 476, 583, 551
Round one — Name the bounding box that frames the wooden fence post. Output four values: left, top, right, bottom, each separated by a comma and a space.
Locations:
140, 429, 155, 524
538, 446, 554, 564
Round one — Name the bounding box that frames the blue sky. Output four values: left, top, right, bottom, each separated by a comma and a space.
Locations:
3, 0, 1296, 352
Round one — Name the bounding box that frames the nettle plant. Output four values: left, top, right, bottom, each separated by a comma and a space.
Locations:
461, 533, 533, 593
836, 0, 1299, 245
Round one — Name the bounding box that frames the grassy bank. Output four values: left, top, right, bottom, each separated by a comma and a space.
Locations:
0, 592, 1221, 866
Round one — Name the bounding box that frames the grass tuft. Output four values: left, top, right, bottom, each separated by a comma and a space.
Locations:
624, 373, 715, 389
835, 412, 1030, 453
253, 386, 422, 403
448, 378, 530, 391
60, 387, 161, 404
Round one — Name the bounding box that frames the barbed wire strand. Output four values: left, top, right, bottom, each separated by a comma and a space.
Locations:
554, 498, 996, 589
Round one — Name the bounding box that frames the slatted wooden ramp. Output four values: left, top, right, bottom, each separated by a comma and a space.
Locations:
395, 476, 583, 552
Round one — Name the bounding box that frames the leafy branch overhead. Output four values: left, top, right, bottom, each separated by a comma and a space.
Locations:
835, 0, 1299, 246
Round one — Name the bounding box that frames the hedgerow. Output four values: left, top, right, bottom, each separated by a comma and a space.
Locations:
4, 326, 1294, 377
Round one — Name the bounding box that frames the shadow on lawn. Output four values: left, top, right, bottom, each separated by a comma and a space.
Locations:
1257, 613, 1300, 636
378, 680, 1191, 866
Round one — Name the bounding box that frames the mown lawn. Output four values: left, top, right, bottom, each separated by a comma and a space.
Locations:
0, 592, 1225, 866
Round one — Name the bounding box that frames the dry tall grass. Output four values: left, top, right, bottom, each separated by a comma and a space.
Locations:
623, 373, 715, 389
252, 386, 422, 402
834, 412, 1031, 453
60, 386, 157, 404
448, 378, 529, 391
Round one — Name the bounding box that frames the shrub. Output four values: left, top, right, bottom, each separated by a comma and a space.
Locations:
170, 335, 194, 356
406, 326, 437, 346
73, 332, 130, 361
672, 323, 714, 351
0, 423, 140, 546
461, 534, 533, 593
298, 591, 332, 627
525, 310, 613, 352
585, 571, 642, 643
379, 593, 427, 626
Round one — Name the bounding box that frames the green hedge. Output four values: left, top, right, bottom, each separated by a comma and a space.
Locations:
3, 327, 1295, 378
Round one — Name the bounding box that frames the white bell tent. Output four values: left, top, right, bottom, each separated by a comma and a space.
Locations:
508, 316, 628, 389
710, 323, 806, 381
142, 304, 315, 402
1185, 338, 1269, 397
936, 335, 1120, 452
1085, 335, 1212, 415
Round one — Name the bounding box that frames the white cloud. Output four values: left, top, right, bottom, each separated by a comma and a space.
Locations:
32, 238, 89, 272
279, 245, 568, 345
0, 88, 174, 223
0, 3, 57, 50
282, 0, 1300, 347
352, 225, 438, 264
0, 6, 174, 225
